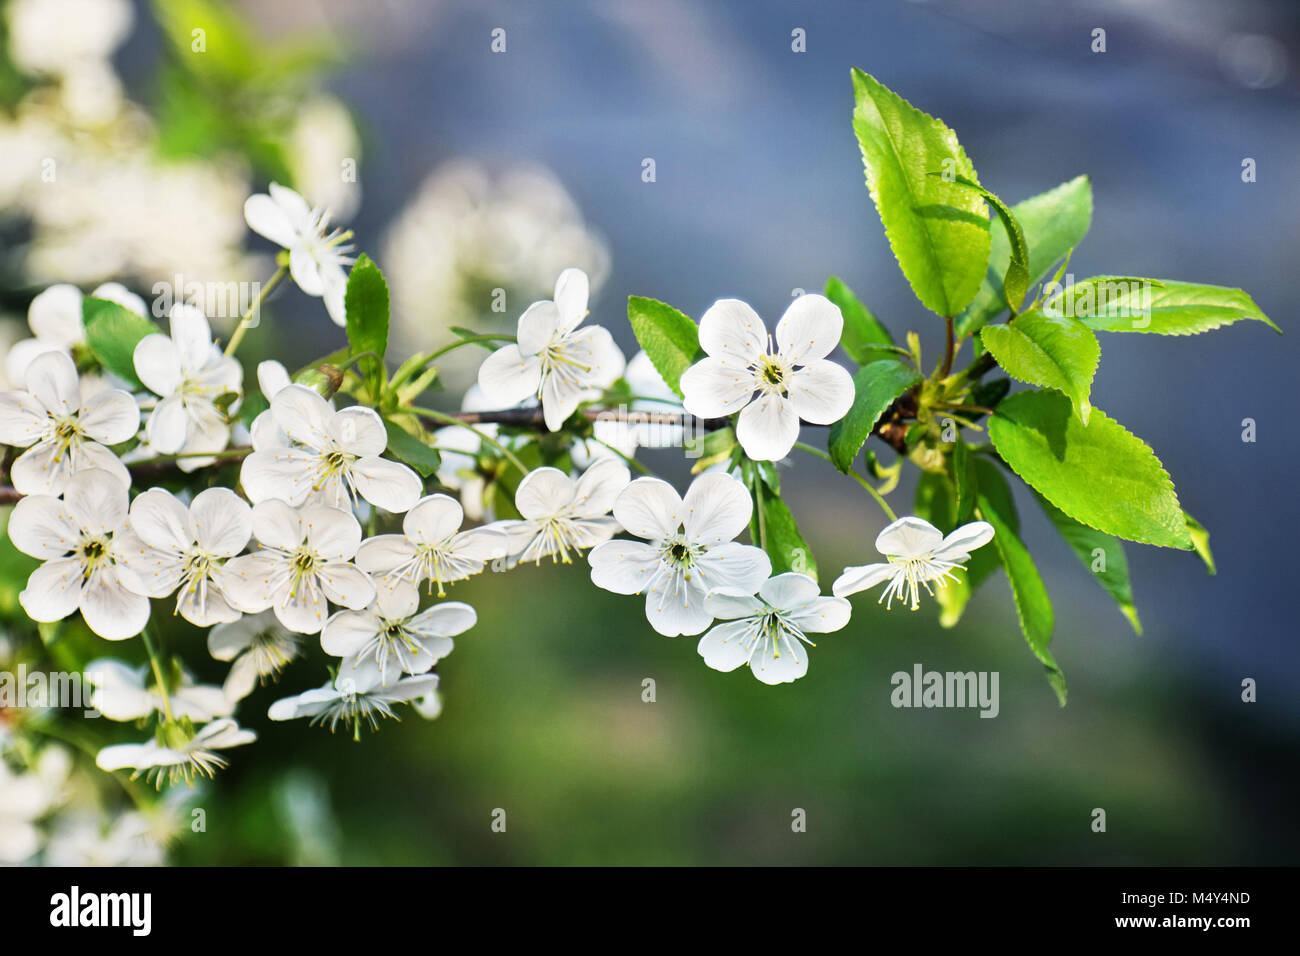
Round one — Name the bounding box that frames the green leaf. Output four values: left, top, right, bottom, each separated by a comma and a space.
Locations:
757, 490, 818, 583
979, 310, 1100, 423
1035, 491, 1141, 635
1044, 278, 1280, 335
827, 357, 921, 472
946, 176, 1030, 314
344, 254, 390, 389
952, 435, 977, 524
956, 175, 1093, 338
824, 276, 893, 363
1184, 512, 1215, 575
851, 68, 991, 317
627, 296, 702, 398
82, 297, 161, 389
974, 461, 1066, 705
383, 419, 440, 478
988, 390, 1192, 550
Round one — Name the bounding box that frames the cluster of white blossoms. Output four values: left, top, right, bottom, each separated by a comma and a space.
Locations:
0, 179, 999, 795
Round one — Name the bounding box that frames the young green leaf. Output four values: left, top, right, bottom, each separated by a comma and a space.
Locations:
823, 275, 893, 362
945, 176, 1030, 315
1035, 491, 1141, 635
1044, 278, 1280, 335
979, 310, 1100, 423
344, 254, 390, 390
988, 390, 1193, 550
82, 297, 160, 389
1184, 512, 1215, 575
851, 68, 991, 317
383, 418, 440, 478
956, 175, 1093, 338
952, 435, 978, 524
975, 462, 1066, 705
757, 490, 818, 583
827, 357, 921, 472
627, 296, 702, 398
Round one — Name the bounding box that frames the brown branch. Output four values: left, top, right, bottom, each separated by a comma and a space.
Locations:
0, 393, 922, 505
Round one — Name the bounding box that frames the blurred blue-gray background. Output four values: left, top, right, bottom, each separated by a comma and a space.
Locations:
15, 0, 1300, 864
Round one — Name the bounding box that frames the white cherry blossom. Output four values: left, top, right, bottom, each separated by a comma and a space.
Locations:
85, 659, 234, 723
4, 281, 145, 387
207, 610, 302, 701
356, 493, 507, 596
240, 384, 421, 513
244, 183, 353, 325
697, 573, 851, 684
7, 469, 149, 640
0, 746, 68, 863
322, 581, 476, 683
0, 350, 138, 495
588, 472, 771, 637
832, 516, 995, 610
222, 499, 376, 635
679, 294, 855, 461
495, 459, 629, 564
96, 718, 256, 787
132, 304, 242, 471
268, 658, 438, 736
477, 268, 625, 431
117, 487, 250, 627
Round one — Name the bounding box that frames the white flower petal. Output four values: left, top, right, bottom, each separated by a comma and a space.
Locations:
190, 487, 253, 557
735, 394, 800, 462
516, 299, 561, 355
79, 569, 150, 640
9, 441, 67, 496
570, 459, 629, 518
168, 304, 215, 371
19, 557, 83, 622
751, 632, 808, 685
477, 345, 542, 407
64, 468, 128, 536
352, 457, 422, 514
682, 473, 751, 545
219, 553, 280, 612
8, 494, 79, 558
831, 562, 896, 598
931, 521, 996, 563
552, 267, 589, 332
256, 360, 292, 399
317, 563, 376, 610
79, 387, 140, 446
133, 333, 182, 398
145, 394, 188, 454
0, 389, 48, 447
251, 498, 306, 551
693, 542, 771, 596
332, 406, 387, 456
588, 539, 660, 594
514, 467, 575, 520
403, 494, 464, 545
787, 360, 855, 425
697, 619, 760, 673
612, 477, 684, 542
757, 572, 821, 610
407, 600, 477, 639
302, 504, 362, 560
239, 447, 317, 505
679, 355, 755, 419
27, 284, 84, 346
272, 384, 333, 451
875, 516, 944, 559
698, 298, 767, 362
783, 595, 852, 634
540, 372, 586, 432
128, 487, 193, 553
775, 293, 843, 366
321, 609, 380, 658
644, 572, 712, 637
25, 351, 79, 416
243, 193, 298, 248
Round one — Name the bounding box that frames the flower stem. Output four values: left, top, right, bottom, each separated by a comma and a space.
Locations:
408, 406, 529, 476
849, 468, 898, 522
224, 265, 288, 358
793, 441, 833, 464
423, 334, 516, 363
139, 627, 175, 724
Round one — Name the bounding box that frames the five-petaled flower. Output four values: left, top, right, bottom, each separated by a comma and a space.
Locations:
240, 383, 422, 514
0, 350, 138, 496
267, 658, 438, 737
832, 516, 995, 610
496, 459, 629, 565
118, 486, 251, 627
588, 472, 771, 637
356, 493, 507, 596
8, 469, 150, 640
132, 304, 242, 471
244, 183, 354, 325
322, 581, 476, 683
679, 294, 855, 461
697, 572, 851, 684
222, 499, 376, 635
477, 267, 625, 431
96, 718, 256, 788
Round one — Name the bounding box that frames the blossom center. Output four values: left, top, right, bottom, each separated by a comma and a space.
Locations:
659, 533, 702, 579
